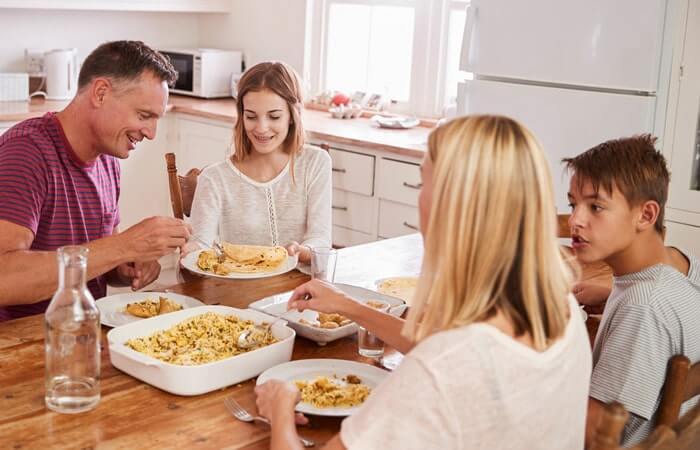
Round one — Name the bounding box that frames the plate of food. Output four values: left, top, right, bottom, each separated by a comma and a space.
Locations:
181, 242, 299, 279
248, 283, 406, 344
256, 359, 389, 416
373, 276, 418, 304
97, 292, 204, 328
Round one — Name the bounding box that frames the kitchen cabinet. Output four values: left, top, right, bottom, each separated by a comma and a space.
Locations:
0, 0, 230, 12
312, 140, 422, 247
171, 115, 233, 174
665, 0, 700, 237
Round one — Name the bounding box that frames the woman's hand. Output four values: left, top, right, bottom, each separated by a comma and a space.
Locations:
255, 380, 308, 425
286, 241, 311, 264
287, 279, 357, 317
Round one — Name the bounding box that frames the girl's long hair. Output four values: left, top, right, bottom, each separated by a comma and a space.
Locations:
403, 115, 575, 351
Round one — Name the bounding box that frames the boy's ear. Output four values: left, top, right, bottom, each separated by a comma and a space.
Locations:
637, 200, 661, 232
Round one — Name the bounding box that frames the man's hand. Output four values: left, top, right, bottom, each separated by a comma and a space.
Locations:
118, 217, 191, 262
573, 282, 611, 314
116, 260, 161, 290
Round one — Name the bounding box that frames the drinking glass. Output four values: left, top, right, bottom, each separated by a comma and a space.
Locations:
311, 247, 337, 282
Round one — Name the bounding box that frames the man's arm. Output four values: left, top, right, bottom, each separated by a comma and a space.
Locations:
0, 217, 190, 306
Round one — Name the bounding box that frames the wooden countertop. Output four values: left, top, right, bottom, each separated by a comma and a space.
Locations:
0, 96, 430, 158
0, 233, 611, 449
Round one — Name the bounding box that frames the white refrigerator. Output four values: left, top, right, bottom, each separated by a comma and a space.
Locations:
456, 0, 667, 211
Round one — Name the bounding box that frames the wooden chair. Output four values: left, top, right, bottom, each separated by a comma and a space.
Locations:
657, 355, 700, 428
165, 152, 201, 219
557, 213, 571, 238
591, 401, 700, 450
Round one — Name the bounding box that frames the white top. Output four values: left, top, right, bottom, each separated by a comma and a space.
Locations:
341, 295, 592, 450
189, 145, 332, 249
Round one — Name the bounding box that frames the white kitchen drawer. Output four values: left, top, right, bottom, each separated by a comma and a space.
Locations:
378, 200, 420, 239
377, 158, 421, 206
332, 189, 376, 234
333, 226, 375, 248
329, 149, 375, 196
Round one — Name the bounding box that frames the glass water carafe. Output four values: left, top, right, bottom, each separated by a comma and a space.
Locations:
44, 246, 101, 413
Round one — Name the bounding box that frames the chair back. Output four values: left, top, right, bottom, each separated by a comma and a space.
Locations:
557, 213, 571, 238
657, 355, 700, 428
165, 152, 201, 219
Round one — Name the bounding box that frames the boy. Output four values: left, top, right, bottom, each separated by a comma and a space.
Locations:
564, 134, 700, 447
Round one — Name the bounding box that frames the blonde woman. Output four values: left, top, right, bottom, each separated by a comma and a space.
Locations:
189, 62, 331, 263
255, 116, 592, 449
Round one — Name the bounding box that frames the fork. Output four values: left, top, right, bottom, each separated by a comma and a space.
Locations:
223, 396, 315, 447
190, 236, 226, 262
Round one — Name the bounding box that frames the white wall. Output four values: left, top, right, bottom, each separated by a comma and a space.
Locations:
0, 9, 199, 71
198, 0, 308, 75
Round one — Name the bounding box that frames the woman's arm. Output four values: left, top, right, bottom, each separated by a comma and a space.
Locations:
300, 149, 332, 250
188, 172, 222, 246
288, 279, 416, 354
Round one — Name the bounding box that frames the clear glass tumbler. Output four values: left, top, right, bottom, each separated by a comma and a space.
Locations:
311, 247, 338, 282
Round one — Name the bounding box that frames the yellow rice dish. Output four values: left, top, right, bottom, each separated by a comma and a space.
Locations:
197, 243, 288, 275
125, 312, 276, 365
295, 375, 371, 408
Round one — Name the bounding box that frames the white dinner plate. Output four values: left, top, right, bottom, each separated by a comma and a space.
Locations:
256, 359, 389, 416
97, 291, 204, 328
181, 250, 299, 280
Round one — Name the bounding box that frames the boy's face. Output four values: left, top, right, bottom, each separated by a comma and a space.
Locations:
567, 174, 640, 264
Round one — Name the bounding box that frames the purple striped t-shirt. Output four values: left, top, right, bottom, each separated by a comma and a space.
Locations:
0, 112, 120, 321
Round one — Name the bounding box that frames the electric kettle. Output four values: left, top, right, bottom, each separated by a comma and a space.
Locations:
44, 48, 78, 100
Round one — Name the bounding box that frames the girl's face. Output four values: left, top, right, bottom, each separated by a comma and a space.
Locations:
242, 88, 291, 155
418, 153, 434, 238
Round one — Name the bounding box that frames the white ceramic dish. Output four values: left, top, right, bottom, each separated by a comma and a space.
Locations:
371, 115, 420, 129
181, 250, 298, 280
107, 305, 296, 396
256, 359, 389, 416
248, 283, 406, 345
97, 291, 204, 328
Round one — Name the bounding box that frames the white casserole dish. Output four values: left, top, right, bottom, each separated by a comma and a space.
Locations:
107, 305, 296, 396
248, 283, 406, 345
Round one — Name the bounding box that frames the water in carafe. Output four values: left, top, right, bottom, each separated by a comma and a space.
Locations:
44, 246, 101, 413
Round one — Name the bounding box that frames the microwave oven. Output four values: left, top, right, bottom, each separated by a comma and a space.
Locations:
159, 48, 243, 98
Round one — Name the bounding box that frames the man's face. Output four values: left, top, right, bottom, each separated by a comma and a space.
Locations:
94, 70, 168, 159
567, 174, 640, 264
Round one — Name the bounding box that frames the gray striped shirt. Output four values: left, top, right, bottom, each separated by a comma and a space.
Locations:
591, 250, 700, 447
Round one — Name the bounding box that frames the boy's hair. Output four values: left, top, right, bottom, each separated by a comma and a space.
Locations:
78, 40, 177, 89
562, 134, 669, 233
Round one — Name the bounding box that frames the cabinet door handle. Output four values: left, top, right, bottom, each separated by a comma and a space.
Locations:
402, 181, 422, 190
332, 167, 347, 173
403, 221, 419, 231
320, 142, 330, 151
332, 205, 348, 211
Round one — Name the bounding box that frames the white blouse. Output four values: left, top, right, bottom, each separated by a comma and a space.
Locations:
340, 295, 592, 450
189, 145, 332, 250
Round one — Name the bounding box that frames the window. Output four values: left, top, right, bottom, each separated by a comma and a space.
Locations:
307, 0, 470, 117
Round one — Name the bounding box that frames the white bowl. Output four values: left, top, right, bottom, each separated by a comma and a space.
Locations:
248, 283, 406, 345
107, 305, 296, 396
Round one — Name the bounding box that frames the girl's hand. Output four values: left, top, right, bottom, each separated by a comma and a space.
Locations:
254, 380, 308, 425
287, 279, 357, 316
285, 241, 311, 264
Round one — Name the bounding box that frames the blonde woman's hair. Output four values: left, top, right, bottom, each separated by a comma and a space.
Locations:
403, 115, 575, 351
233, 61, 305, 179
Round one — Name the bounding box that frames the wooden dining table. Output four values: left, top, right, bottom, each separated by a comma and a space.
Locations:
0, 233, 611, 449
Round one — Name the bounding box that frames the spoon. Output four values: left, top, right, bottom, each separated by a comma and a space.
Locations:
237, 311, 295, 349
237, 294, 311, 349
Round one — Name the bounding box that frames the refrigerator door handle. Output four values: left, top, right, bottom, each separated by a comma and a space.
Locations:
459, 4, 478, 72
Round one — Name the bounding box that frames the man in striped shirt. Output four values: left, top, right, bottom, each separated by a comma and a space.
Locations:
564, 135, 700, 447
0, 41, 191, 321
